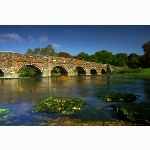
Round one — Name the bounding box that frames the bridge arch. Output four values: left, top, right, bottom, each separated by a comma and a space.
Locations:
101, 69, 106, 74
51, 66, 68, 76
75, 66, 86, 75
0, 68, 4, 77
90, 68, 97, 75
17, 64, 43, 77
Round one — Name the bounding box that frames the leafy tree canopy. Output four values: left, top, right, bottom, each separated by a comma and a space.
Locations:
58, 52, 72, 58
26, 44, 57, 57
25, 41, 150, 69
116, 53, 129, 63
74, 52, 90, 61
142, 41, 150, 54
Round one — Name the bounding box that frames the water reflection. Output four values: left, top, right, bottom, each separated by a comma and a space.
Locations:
0, 75, 150, 125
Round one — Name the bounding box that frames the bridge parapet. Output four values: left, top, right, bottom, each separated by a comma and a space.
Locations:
0, 52, 111, 77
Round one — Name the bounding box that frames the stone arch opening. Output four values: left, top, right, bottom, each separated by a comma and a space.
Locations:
0, 68, 4, 77
51, 66, 68, 76
75, 66, 86, 75
101, 69, 106, 74
17, 65, 42, 77
90, 68, 97, 75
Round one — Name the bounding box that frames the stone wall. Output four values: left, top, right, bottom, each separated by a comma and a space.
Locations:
0, 52, 110, 77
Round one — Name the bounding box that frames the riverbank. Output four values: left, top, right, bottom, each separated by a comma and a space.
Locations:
48, 117, 150, 126
110, 66, 150, 77
0, 77, 30, 79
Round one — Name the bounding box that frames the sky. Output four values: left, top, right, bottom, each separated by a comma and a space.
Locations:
0, 25, 150, 56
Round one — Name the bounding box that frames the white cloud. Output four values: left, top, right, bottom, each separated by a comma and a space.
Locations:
65, 29, 72, 33
0, 33, 25, 43
65, 29, 82, 35
39, 35, 48, 43
51, 43, 61, 48
28, 35, 36, 43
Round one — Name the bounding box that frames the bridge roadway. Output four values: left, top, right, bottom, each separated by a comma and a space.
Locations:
0, 52, 111, 77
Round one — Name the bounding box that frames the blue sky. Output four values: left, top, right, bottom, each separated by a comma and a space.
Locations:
0, 25, 150, 56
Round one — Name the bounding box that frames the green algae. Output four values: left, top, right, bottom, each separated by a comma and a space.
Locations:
97, 92, 136, 102
0, 108, 8, 114
32, 96, 86, 115
111, 102, 150, 123
0, 108, 15, 125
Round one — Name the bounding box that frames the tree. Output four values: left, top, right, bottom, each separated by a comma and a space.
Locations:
58, 52, 72, 58
139, 55, 147, 68
142, 41, 150, 56
26, 48, 33, 55
89, 54, 98, 63
128, 53, 140, 69
142, 41, 150, 67
74, 52, 90, 61
116, 53, 128, 64
26, 44, 57, 57
93, 50, 114, 64
111, 55, 126, 67
40, 44, 57, 56
34, 48, 41, 56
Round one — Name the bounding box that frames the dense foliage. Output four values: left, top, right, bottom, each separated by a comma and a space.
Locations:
58, 52, 72, 58
18, 65, 42, 77
26, 40, 150, 69
26, 44, 57, 57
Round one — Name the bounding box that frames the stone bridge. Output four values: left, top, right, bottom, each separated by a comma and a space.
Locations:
0, 52, 111, 77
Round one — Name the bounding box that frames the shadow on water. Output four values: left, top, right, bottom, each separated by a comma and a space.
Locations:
0, 75, 150, 125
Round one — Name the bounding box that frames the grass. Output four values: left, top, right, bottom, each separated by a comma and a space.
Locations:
110, 66, 150, 77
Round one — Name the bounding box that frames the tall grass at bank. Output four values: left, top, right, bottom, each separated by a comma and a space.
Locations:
110, 65, 150, 78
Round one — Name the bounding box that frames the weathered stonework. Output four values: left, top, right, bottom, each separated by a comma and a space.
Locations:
0, 52, 111, 77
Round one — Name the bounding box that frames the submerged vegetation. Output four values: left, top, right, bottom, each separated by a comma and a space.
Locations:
97, 92, 136, 102
0, 108, 8, 114
0, 108, 14, 124
32, 97, 86, 115
111, 102, 150, 123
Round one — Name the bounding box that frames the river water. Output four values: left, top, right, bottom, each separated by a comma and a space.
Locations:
0, 75, 150, 126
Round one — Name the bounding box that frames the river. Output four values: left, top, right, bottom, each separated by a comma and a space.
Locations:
0, 75, 150, 126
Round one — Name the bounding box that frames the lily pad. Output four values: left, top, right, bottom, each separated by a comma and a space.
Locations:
111, 102, 150, 123
32, 97, 86, 115
97, 92, 136, 102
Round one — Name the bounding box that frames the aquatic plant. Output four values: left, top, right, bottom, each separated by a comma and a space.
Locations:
32, 97, 86, 115
0, 108, 15, 125
97, 92, 136, 102
0, 108, 8, 114
111, 102, 150, 123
